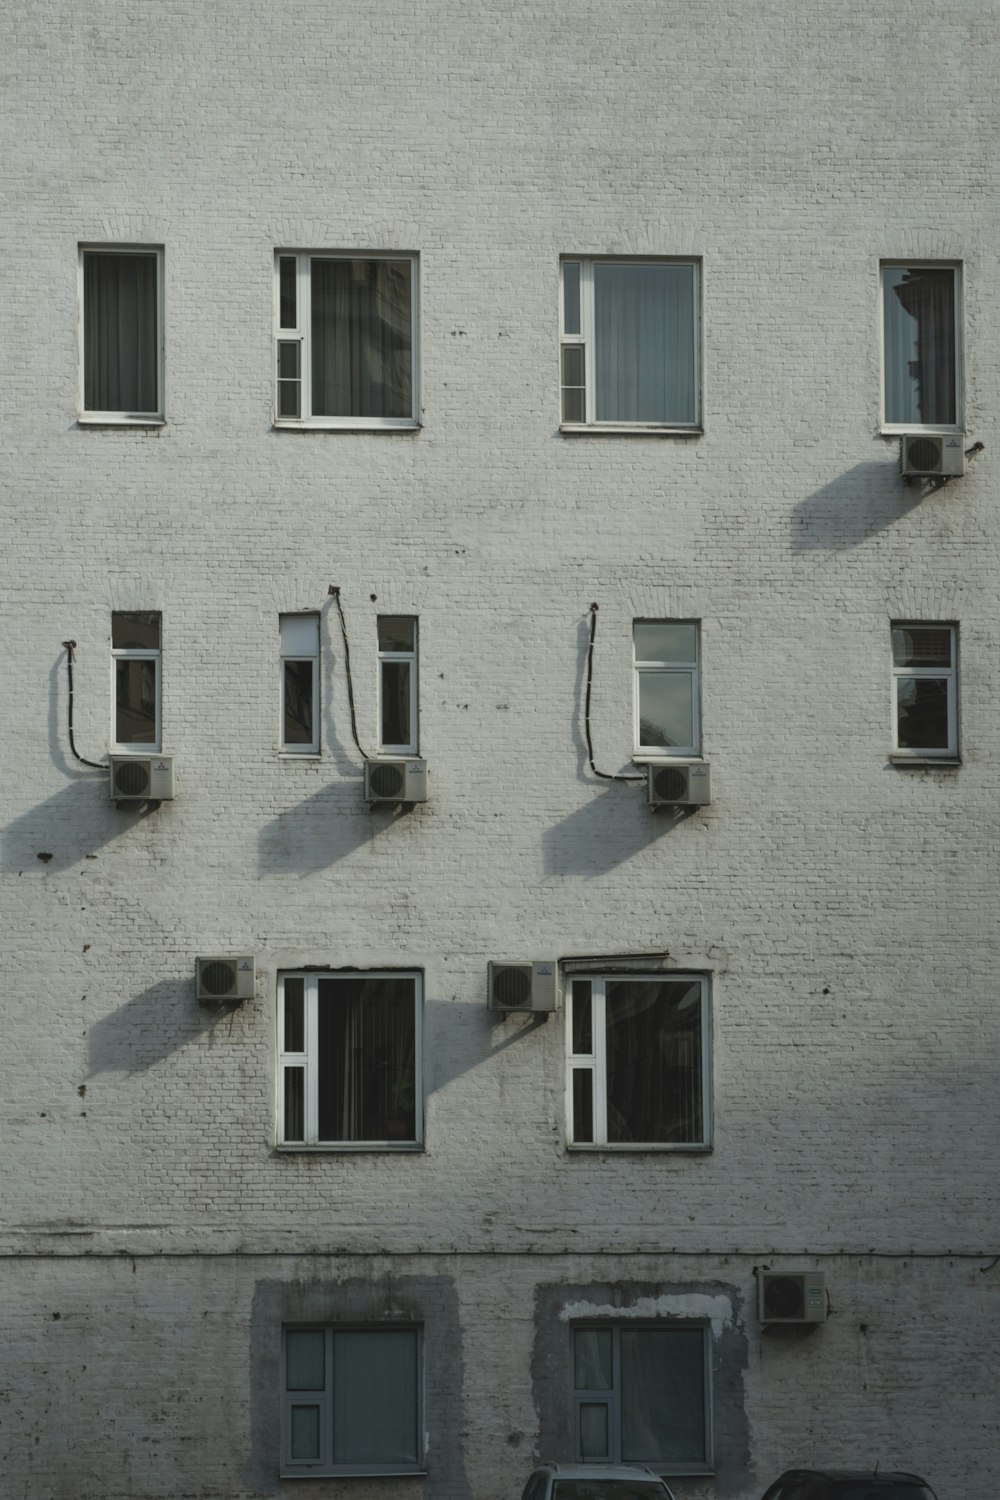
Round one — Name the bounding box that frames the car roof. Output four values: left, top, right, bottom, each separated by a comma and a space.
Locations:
537, 1465, 668, 1482
771, 1471, 931, 1486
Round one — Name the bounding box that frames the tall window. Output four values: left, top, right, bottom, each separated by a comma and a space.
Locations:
282, 1326, 422, 1476
573, 1324, 711, 1472
278, 972, 422, 1147
111, 612, 161, 750
567, 975, 710, 1148
80, 247, 163, 420
561, 258, 701, 429
891, 623, 958, 758
634, 621, 700, 756
274, 253, 418, 427
881, 263, 962, 431
279, 615, 320, 753
377, 616, 418, 754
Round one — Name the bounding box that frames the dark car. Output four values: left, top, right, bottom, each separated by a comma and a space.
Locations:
521, 1463, 678, 1500
761, 1469, 938, 1500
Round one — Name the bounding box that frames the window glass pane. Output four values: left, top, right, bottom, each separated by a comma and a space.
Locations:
571, 982, 593, 1054
637, 672, 694, 749
287, 1330, 326, 1390
572, 1070, 594, 1144
332, 1330, 418, 1465
620, 1327, 705, 1465
279, 257, 297, 328
563, 261, 581, 335
562, 344, 585, 387
892, 626, 952, 668
562, 386, 585, 423
283, 1067, 305, 1141
290, 1405, 321, 1460
277, 340, 300, 380
377, 616, 415, 651
605, 981, 703, 1143
316, 976, 416, 1142
283, 660, 314, 745
883, 266, 956, 426
380, 661, 411, 747
575, 1328, 613, 1389
277, 376, 301, 419
896, 677, 949, 749
115, 659, 157, 744
83, 251, 159, 413
113, 611, 160, 650
594, 262, 696, 425
280, 614, 319, 656
284, 990, 305, 1052
634, 621, 696, 664
311, 258, 412, 419
579, 1403, 610, 1459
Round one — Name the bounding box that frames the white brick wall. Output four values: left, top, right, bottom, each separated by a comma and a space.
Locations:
2, 2, 998, 1497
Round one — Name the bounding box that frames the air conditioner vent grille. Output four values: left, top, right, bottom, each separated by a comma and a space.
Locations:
114, 760, 151, 797
492, 965, 532, 1008
369, 762, 406, 798
907, 437, 942, 473
652, 766, 690, 803
200, 960, 237, 998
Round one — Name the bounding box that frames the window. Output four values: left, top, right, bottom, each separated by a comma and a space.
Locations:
891, 623, 958, 759
278, 971, 421, 1147
881, 262, 962, 432
633, 621, 700, 756
573, 1323, 711, 1472
111, 612, 161, 750
282, 1325, 422, 1476
377, 616, 418, 753
274, 252, 418, 427
567, 975, 710, 1148
279, 614, 319, 753
79, 247, 163, 421
560, 258, 701, 430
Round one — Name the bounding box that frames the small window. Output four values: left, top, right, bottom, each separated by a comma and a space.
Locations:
891, 623, 958, 758
573, 1323, 711, 1472
881, 263, 962, 432
279, 615, 320, 753
567, 975, 710, 1148
281, 1325, 423, 1476
633, 621, 700, 756
111, 611, 161, 750
377, 616, 418, 754
274, 252, 418, 428
278, 971, 422, 1148
561, 258, 701, 430
80, 247, 163, 422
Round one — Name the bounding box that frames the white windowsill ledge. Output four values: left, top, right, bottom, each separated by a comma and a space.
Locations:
272, 419, 421, 433
889, 754, 961, 768
282, 1469, 428, 1480
567, 1143, 713, 1154
880, 425, 965, 438
277, 751, 323, 761
632, 755, 705, 766
560, 422, 702, 437
78, 415, 166, 427
276, 1142, 424, 1153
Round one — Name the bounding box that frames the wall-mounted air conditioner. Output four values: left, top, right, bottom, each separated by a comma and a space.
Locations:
488, 961, 558, 1013
901, 433, 965, 478
109, 754, 174, 803
647, 761, 711, 808
196, 956, 255, 1005
365, 758, 428, 804
759, 1270, 827, 1326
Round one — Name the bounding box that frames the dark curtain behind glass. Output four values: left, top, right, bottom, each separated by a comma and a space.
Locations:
605, 980, 702, 1142
316, 976, 416, 1140
84, 252, 158, 412
620, 1328, 705, 1464
311, 259, 412, 418
884, 268, 956, 425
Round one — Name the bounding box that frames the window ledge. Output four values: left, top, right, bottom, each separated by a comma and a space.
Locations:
632, 754, 705, 766
880, 425, 965, 438
78, 415, 166, 428
277, 751, 322, 761
889, 754, 962, 768
560, 422, 702, 437
276, 1142, 424, 1154
282, 1469, 428, 1480
272, 419, 421, 433
567, 1143, 712, 1155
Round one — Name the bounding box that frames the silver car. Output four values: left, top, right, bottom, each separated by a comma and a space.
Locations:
521, 1463, 679, 1500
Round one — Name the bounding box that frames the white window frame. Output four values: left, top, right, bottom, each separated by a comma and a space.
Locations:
279, 614, 320, 754
377, 617, 419, 754
566, 974, 711, 1151
277, 970, 423, 1150
890, 622, 959, 760
78, 245, 165, 424
110, 612, 161, 752
633, 620, 701, 758
560, 256, 702, 433
280, 1324, 424, 1478
879, 261, 964, 435
273, 251, 420, 430
572, 1321, 713, 1475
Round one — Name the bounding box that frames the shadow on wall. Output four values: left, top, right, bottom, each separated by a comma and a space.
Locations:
86, 977, 219, 1077
1, 776, 127, 873
790, 459, 925, 550
256, 779, 398, 874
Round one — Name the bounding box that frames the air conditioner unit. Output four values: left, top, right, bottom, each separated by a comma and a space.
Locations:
196, 956, 255, 1005
488, 961, 558, 1013
901, 433, 965, 478
365, 758, 428, 804
759, 1271, 827, 1326
647, 761, 711, 808
109, 754, 174, 803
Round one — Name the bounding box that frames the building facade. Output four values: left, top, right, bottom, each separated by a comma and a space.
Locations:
2, 3, 998, 1497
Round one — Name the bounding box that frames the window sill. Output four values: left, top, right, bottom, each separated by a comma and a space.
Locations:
272, 419, 421, 433
276, 1142, 424, 1153
889, 754, 961, 768
880, 424, 964, 438
281, 1468, 427, 1480
278, 751, 322, 760
567, 1142, 712, 1154
560, 422, 702, 437
78, 415, 166, 428
632, 754, 704, 765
